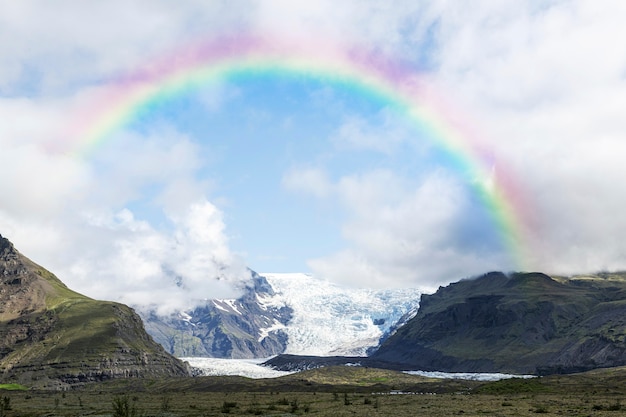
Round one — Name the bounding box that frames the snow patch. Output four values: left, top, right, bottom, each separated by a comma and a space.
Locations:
212, 300, 229, 313
212, 299, 242, 315
258, 319, 286, 342
404, 371, 536, 381
223, 299, 242, 315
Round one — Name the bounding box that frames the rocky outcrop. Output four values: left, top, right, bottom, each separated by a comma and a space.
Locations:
142, 272, 292, 358
372, 271, 626, 375
0, 234, 190, 389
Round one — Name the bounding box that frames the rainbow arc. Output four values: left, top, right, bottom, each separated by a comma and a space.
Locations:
64, 34, 530, 270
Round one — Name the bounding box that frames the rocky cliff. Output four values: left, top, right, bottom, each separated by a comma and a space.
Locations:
373, 271, 626, 375
0, 234, 190, 389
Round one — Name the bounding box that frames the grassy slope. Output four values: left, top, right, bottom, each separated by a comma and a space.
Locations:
0, 250, 189, 388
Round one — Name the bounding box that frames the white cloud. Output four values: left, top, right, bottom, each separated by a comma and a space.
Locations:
0, 145, 89, 218
27, 201, 248, 315
252, 1, 440, 60
287, 168, 511, 289
0, 0, 255, 93
0, 94, 248, 313
330, 109, 417, 154
423, 1, 626, 275
282, 167, 333, 199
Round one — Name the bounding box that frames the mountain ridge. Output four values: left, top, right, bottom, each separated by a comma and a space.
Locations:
372, 271, 626, 374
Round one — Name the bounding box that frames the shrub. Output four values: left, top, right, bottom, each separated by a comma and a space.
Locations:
608, 400, 622, 411
0, 396, 9, 417
592, 401, 622, 411
112, 395, 139, 417
160, 396, 171, 411
220, 401, 238, 413
290, 398, 299, 413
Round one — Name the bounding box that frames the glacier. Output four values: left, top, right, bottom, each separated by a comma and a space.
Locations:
257, 273, 421, 356
182, 357, 294, 379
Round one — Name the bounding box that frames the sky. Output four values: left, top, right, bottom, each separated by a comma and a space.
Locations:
2, 1, 626, 313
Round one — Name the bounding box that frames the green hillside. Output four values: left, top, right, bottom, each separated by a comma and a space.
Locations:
0, 234, 189, 389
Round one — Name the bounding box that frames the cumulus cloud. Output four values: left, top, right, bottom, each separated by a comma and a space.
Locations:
422, 1, 626, 275
0, 123, 249, 314
71, 200, 250, 315
284, 168, 511, 289
2, 198, 250, 315
0, 92, 249, 313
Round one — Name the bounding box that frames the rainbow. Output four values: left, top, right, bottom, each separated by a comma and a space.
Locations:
64, 34, 530, 269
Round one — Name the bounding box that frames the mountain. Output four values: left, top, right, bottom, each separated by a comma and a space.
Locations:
0, 234, 190, 389
142, 273, 422, 358
372, 271, 626, 375
143, 271, 293, 358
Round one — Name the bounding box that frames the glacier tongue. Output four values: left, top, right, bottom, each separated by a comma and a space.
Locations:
259, 273, 421, 356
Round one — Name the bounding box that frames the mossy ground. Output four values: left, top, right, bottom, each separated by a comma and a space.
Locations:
3, 366, 626, 416
2, 386, 626, 416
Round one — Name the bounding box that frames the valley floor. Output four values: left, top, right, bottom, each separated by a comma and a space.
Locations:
1, 389, 626, 416
3, 365, 626, 416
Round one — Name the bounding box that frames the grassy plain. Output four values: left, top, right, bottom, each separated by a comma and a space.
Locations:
2, 366, 626, 416
1, 390, 612, 417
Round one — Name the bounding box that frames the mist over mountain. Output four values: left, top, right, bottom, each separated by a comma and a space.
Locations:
142, 272, 422, 359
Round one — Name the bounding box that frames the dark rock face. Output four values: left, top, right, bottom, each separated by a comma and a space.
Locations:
143, 272, 293, 358
372, 271, 626, 375
0, 234, 190, 388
